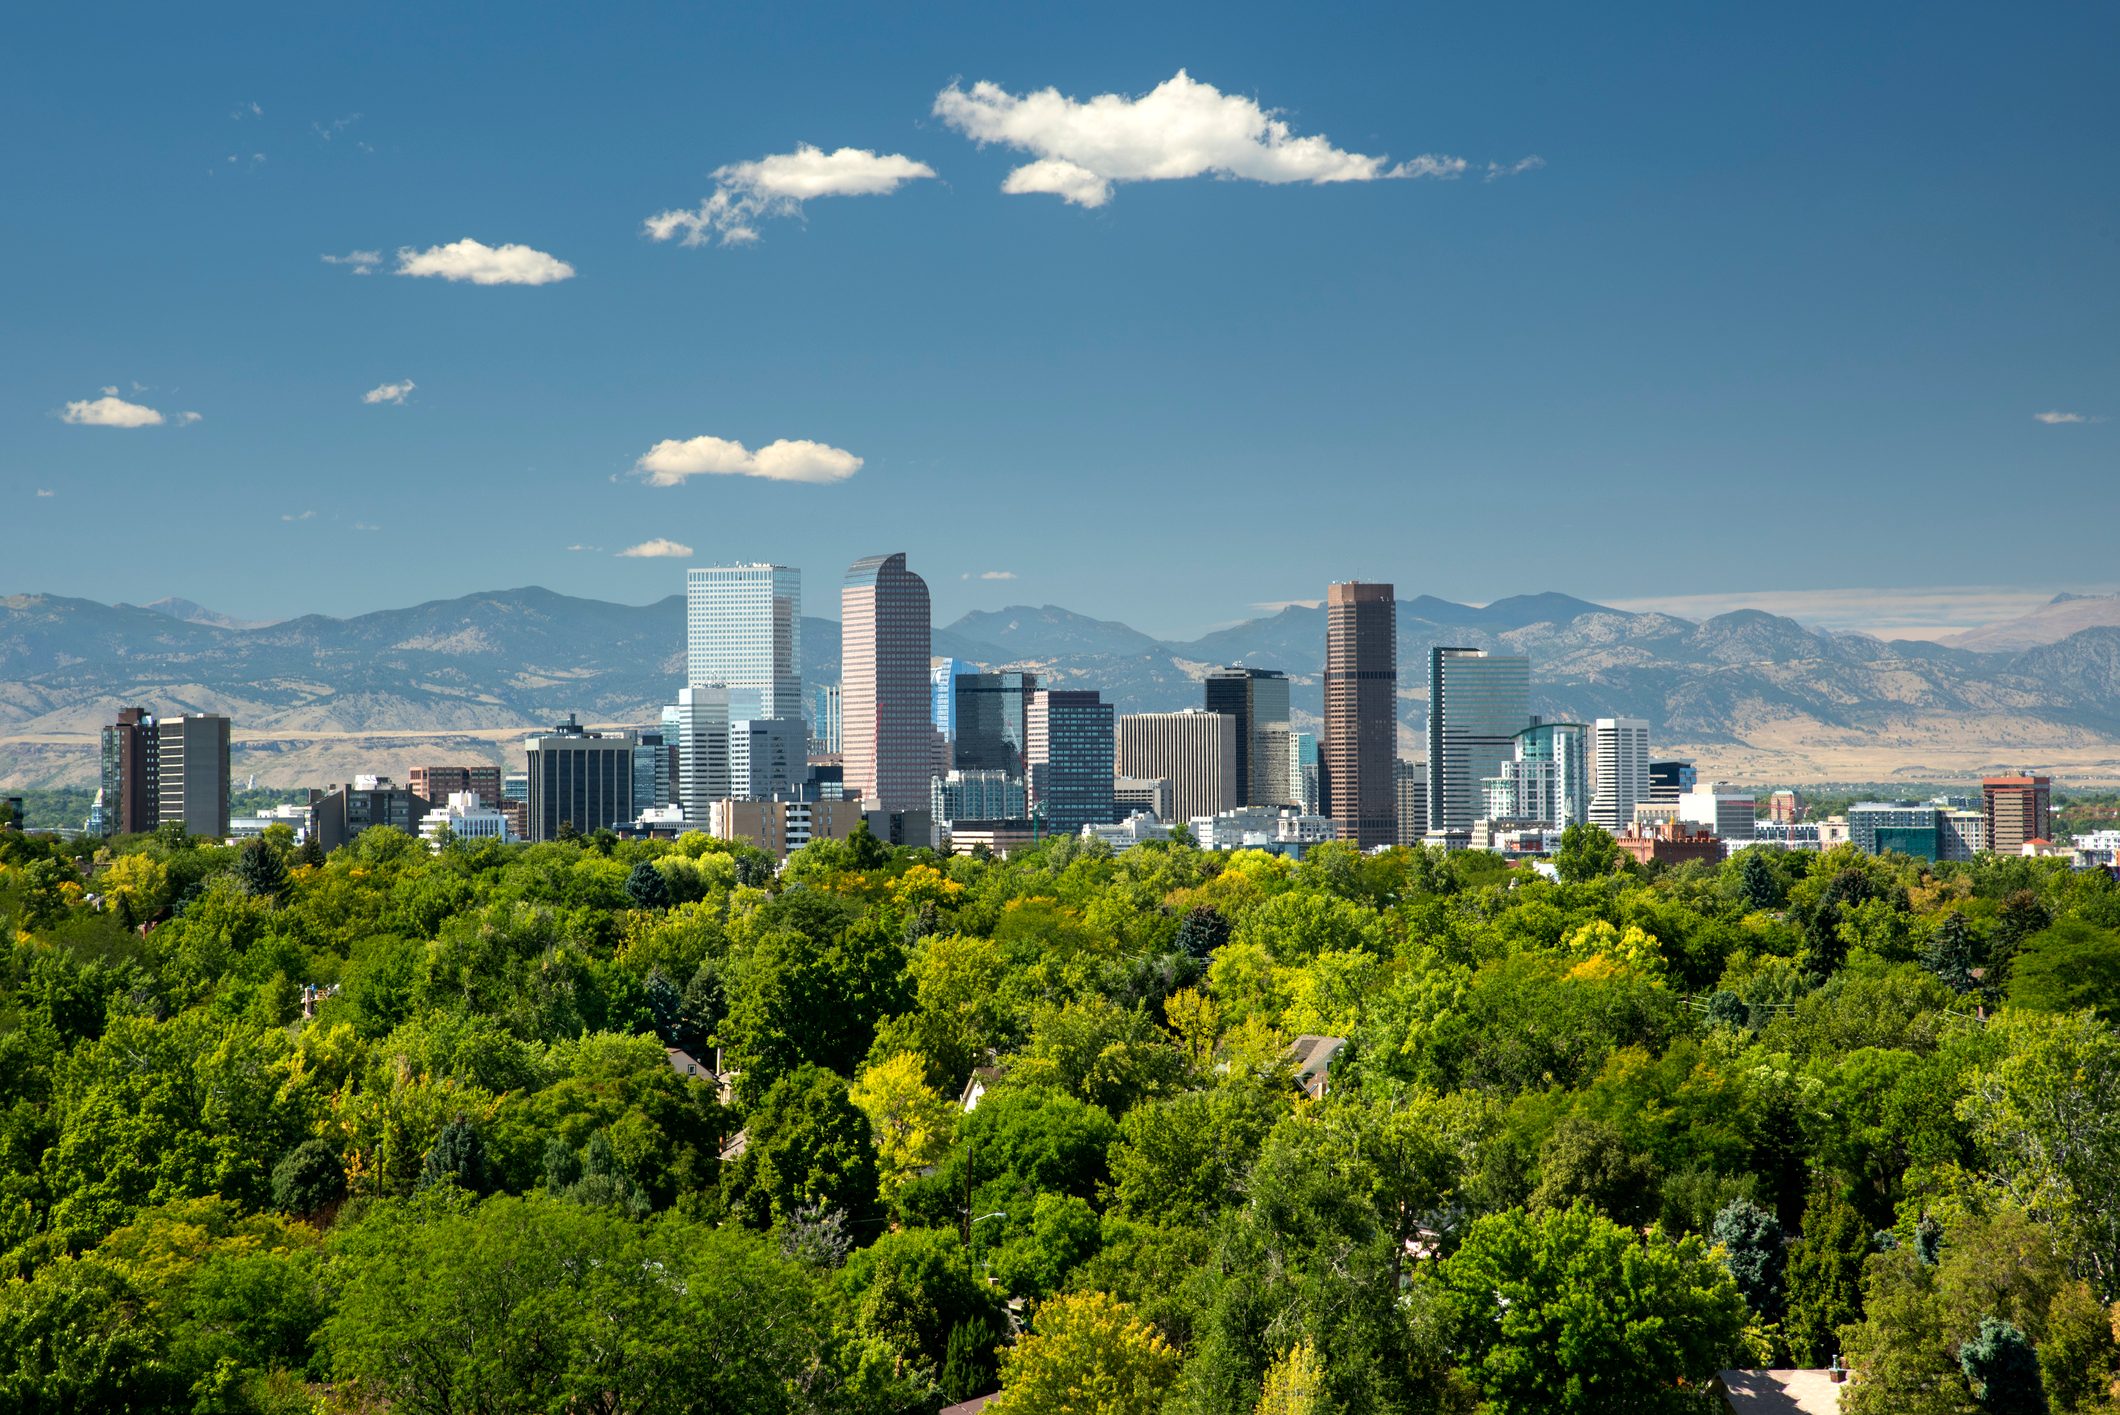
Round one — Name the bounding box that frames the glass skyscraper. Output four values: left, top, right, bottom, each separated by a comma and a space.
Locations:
685, 564, 802, 721
1426, 646, 1530, 835
953, 671, 1037, 775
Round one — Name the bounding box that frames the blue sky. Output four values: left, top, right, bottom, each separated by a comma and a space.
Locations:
5, 2, 2114, 641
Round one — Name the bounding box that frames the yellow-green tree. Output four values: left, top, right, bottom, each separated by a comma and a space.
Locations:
1255, 1339, 1329, 1415
987, 1290, 1180, 1415
849, 1050, 957, 1202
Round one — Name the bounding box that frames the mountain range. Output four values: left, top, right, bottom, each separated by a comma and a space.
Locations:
5, 587, 2120, 789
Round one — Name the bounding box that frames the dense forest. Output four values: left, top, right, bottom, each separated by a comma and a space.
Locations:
3, 819, 2119, 1414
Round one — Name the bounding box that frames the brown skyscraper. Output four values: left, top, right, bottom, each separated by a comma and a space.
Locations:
841, 552, 933, 813
1322, 581, 1397, 849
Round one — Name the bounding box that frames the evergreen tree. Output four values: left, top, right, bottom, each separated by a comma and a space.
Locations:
270, 1138, 346, 1215
234, 836, 290, 900
416, 1117, 492, 1195
1712, 1197, 1786, 1322
1785, 1186, 1868, 1365
1960, 1317, 2046, 1414
1175, 905, 1232, 961
1738, 849, 1784, 911
294, 834, 325, 868
1923, 913, 1983, 993
939, 1317, 1001, 1402
625, 859, 671, 909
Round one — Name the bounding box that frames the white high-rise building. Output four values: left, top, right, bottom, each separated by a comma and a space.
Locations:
1589, 718, 1651, 832
686, 565, 802, 722
672, 686, 731, 815
1116, 709, 1238, 824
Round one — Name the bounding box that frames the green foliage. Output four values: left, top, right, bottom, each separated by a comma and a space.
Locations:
1555, 822, 1626, 886
1786, 1185, 1870, 1365
2007, 919, 2120, 1022
1431, 1202, 1745, 1414
721, 1063, 880, 1233
1960, 1316, 2047, 1414
1711, 1197, 1786, 1322
268, 1138, 345, 1216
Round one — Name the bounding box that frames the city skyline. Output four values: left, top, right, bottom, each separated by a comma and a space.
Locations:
6, 3, 2116, 640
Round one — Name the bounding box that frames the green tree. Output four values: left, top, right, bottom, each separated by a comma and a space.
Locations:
1554, 822, 1625, 885
1431, 1202, 1745, 1415
1786, 1186, 1869, 1365
1737, 848, 1786, 912
722, 1064, 880, 1233
0, 1256, 183, 1413
2007, 920, 2120, 1022
837, 1226, 1006, 1387
414, 1117, 492, 1195
269, 1139, 345, 1216
625, 858, 673, 909
1924, 913, 1984, 993
986, 1289, 1180, 1415
1529, 1116, 1662, 1228
1711, 1197, 1786, 1322
1960, 1317, 2047, 1415
232, 836, 290, 901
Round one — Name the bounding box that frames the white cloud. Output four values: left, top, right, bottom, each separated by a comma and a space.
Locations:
645, 144, 938, 247
1485, 155, 1545, 181
978, 570, 1018, 581
352, 522, 381, 531
617, 538, 693, 558
232, 101, 263, 119
635, 434, 862, 486
362, 379, 416, 406
564, 543, 602, 553
282, 510, 316, 522
395, 239, 575, 286
35, 489, 54, 498
313, 113, 362, 142
61, 393, 165, 428
933, 69, 1469, 208
2034, 410, 2097, 425
176, 411, 202, 426
323, 250, 382, 275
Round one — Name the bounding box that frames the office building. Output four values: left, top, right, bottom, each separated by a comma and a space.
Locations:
500, 772, 529, 842
686, 565, 802, 721
945, 820, 1041, 856
1648, 759, 1697, 805
631, 732, 679, 814
933, 769, 1028, 824
418, 792, 513, 849
1941, 809, 1987, 861
98, 706, 159, 835
1589, 718, 1651, 833
1117, 709, 1238, 825
1205, 667, 1293, 807
1323, 582, 1398, 849
312, 776, 429, 853
953, 672, 1037, 775
731, 717, 805, 800
1083, 813, 1175, 849
814, 685, 842, 754
1290, 731, 1320, 815
409, 765, 503, 815
156, 713, 231, 840
842, 553, 933, 812
1027, 689, 1114, 837
1983, 775, 2052, 854
1192, 805, 1337, 853
1113, 775, 1174, 822
1504, 721, 1591, 828
863, 808, 936, 849
1849, 802, 1943, 861
1616, 822, 1725, 868
931, 659, 979, 743
524, 715, 638, 841
709, 798, 860, 859
1768, 789, 1801, 824
1395, 760, 1428, 845
671, 687, 731, 814
1426, 647, 1530, 837
1678, 782, 1756, 844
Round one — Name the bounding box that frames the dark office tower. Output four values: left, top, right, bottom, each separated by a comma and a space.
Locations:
1204, 666, 1293, 807
1983, 774, 2053, 855
99, 706, 160, 835
842, 553, 933, 812
953, 672, 1038, 775
1648, 759, 1697, 806
1027, 689, 1115, 837
156, 713, 231, 839
524, 715, 638, 842
1321, 582, 1398, 849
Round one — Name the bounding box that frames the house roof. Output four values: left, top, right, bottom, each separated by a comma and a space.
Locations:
939, 1397, 998, 1415
1288, 1034, 1347, 1098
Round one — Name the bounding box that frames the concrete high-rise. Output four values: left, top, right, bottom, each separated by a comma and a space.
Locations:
1425, 647, 1530, 836
671, 687, 731, 814
1589, 718, 1651, 832
842, 552, 933, 812
156, 713, 231, 839
1323, 582, 1398, 849
1394, 760, 1428, 845
685, 565, 802, 721
409, 765, 503, 812
1116, 710, 1237, 825
524, 715, 638, 842
1204, 667, 1292, 807
1027, 689, 1114, 837
953, 672, 1037, 776
98, 706, 159, 835
1983, 775, 2052, 854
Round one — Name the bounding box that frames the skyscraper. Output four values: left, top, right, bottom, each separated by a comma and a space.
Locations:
1027, 689, 1114, 837
686, 565, 802, 721
953, 672, 1037, 776
842, 552, 933, 812
1116, 710, 1238, 824
931, 658, 979, 742
524, 715, 638, 841
1204, 666, 1293, 807
1425, 647, 1530, 836
671, 687, 731, 813
156, 713, 231, 839
814, 685, 843, 754
1983, 775, 2052, 854
99, 706, 159, 835
1589, 718, 1651, 832
1482, 721, 1590, 827
1322, 581, 1397, 849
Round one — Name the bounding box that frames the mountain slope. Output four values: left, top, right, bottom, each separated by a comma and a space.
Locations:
1941, 593, 2120, 652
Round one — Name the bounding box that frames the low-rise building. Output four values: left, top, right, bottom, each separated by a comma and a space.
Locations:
418, 791, 514, 849
945, 820, 1041, 856
1679, 782, 1756, 844
1191, 805, 1336, 852
1616, 821, 1725, 867
709, 798, 861, 859
1113, 775, 1173, 822
1083, 812, 1174, 849
311, 777, 430, 853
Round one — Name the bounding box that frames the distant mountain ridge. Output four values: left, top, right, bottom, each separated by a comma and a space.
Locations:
5, 586, 2120, 787
1939, 593, 2120, 653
